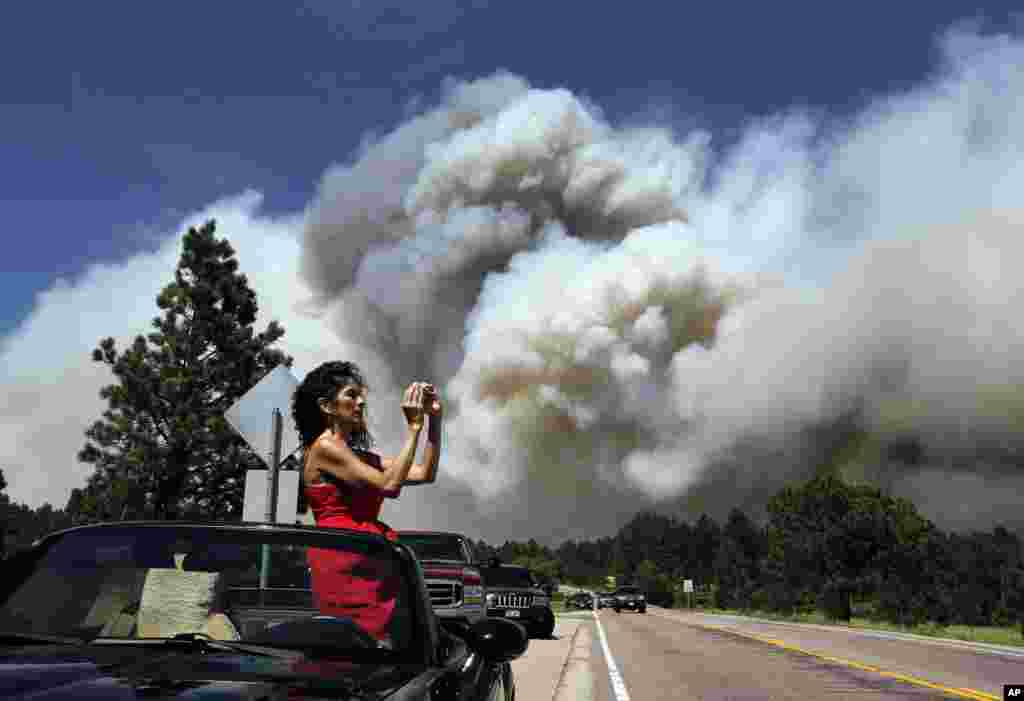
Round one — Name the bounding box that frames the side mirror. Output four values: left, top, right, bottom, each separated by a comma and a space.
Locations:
466, 618, 529, 662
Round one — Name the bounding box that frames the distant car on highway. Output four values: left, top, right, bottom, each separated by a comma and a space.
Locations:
612, 585, 646, 613
481, 559, 556, 639
397, 530, 486, 629
533, 574, 558, 597
566, 592, 594, 610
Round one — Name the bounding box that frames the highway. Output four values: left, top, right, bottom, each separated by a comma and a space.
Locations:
512, 609, 1024, 700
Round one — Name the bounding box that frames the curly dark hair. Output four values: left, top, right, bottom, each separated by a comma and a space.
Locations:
292, 361, 375, 451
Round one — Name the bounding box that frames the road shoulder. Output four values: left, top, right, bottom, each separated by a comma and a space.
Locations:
511, 617, 586, 700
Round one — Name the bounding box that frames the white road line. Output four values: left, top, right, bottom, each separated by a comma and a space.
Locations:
593, 611, 631, 701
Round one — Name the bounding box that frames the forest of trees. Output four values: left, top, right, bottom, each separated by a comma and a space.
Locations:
3, 221, 1022, 634
473, 474, 1024, 631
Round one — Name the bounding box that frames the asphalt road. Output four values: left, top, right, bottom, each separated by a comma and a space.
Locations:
528, 609, 1024, 700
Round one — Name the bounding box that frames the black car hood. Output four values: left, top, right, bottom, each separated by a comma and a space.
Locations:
0, 645, 424, 700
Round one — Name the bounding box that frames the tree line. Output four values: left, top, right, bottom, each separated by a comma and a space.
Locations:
474, 474, 1024, 631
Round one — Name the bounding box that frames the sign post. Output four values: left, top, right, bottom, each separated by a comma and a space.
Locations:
258, 409, 284, 592
225, 365, 301, 601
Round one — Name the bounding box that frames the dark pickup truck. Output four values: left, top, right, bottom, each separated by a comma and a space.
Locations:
397, 531, 486, 628
612, 585, 646, 613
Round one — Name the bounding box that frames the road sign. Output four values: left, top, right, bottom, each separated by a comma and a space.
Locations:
224, 364, 302, 591
243, 469, 300, 524
683, 579, 694, 593
224, 365, 300, 466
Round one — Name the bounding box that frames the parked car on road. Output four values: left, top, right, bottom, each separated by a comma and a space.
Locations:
0, 521, 527, 700
597, 592, 618, 609
566, 592, 594, 610
533, 574, 559, 597
397, 530, 486, 629
612, 585, 647, 613
480, 559, 556, 639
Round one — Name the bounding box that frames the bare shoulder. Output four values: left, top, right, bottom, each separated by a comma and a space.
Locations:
305, 436, 351, 480
302, 445, 322, 485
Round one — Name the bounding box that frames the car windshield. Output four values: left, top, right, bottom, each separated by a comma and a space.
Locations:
398, 534, 465, 561
481, 567, 535, 588
616, 587, 640, 595
0, 524, 415, 659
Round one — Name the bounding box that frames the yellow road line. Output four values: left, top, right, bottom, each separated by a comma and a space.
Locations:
692, 623, 999, 701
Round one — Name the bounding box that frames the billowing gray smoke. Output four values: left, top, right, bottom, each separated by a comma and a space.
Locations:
298, 27, 1024, 543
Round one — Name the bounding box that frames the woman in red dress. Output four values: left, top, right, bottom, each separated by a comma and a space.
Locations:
291, 361, 442, 642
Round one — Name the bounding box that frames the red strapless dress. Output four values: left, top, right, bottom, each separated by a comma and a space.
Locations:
305, 451, 401, 642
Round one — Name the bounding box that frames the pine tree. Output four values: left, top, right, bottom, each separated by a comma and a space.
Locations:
78, 220, 293, 520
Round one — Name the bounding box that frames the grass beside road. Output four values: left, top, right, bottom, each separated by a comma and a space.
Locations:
696, 607, 1024, 648
550, 592, 568, 614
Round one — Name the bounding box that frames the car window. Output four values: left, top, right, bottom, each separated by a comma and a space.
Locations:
0, 525, 415, 658
398, 534, 466, 561
480, 567, 535, 588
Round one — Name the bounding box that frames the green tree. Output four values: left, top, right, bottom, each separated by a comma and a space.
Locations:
713, 508, 763, 609
762, 473, 938, 621
618, 511, 680, 576
78, 220, 293, 520
0, 469, 8, 525
636, 559, 658, 583
64, 469, 149, 523
692, 514, 721, 584
608, 538, 629, 581
0, 469, 12, 557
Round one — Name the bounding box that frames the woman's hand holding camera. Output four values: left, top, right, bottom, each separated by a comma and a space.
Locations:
422, 383, 443, 417
401, 382, 443, 432
401, 383, 425, 431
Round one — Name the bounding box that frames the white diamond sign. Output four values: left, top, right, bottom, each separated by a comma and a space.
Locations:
224, 365, 300, 467
243, 469, 300, 524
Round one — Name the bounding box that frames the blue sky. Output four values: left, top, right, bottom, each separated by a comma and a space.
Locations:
3, 1, 1019, 338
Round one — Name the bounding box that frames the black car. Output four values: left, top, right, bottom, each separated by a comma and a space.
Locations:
481, 560, 556, 639
0, 521, 528, 700
566, 592, 594, 610
612, 585, 646, 613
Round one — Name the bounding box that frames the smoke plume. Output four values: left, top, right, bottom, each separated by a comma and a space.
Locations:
299, 26, 1024, 540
